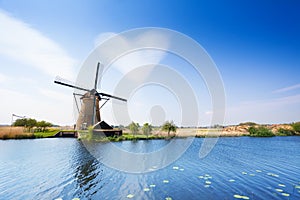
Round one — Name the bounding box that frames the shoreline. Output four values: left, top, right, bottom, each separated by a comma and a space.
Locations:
0, 132, 298, 141
1, 123, 299, 140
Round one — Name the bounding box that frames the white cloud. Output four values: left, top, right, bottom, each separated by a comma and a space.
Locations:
273, 83, 300, 93
0, 10, 77, 125
239, 94, 300, 108
0, 10, 76, 80
0, 73, 9, 83
94, 31, 169, 82
225, 94, 300, 124
39, 88, 71, 102
0, 87, 73, 125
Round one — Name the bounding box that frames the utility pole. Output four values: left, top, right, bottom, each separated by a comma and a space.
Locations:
11, 114, 26, 126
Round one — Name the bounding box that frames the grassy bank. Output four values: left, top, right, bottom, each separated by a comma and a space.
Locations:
79, 124, 300, 142
79, 131, 168, 142
1, 122, 299, 140
0, 126, 59, 139
34, 129, 60, 138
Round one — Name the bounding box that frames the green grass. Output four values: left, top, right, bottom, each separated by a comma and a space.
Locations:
34, 129, 60, 138
79, 132, 167, 142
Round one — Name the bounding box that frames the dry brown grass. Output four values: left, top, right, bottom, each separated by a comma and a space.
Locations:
0, 126, 35, 139
142, 128, 249, 137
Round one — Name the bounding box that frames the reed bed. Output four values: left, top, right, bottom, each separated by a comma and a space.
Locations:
0, 126, 35, 139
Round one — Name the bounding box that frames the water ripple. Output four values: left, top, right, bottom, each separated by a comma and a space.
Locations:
0, 137, 300, 199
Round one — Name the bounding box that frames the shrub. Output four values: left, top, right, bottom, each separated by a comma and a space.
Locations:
239, 122, 257, 126
292, 122, 300, 133
276, 128, 295, 136
248, 126, 274, 137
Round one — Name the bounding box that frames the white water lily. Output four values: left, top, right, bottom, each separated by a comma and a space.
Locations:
127, 194, 134, 198
278, 184, 286, 187
267, 173, 279, 177
281, 193, 290, 197
233, 194, 242, 198
233, 194, 249, 199
241, 196, 250, 200
205, 181, 212, 185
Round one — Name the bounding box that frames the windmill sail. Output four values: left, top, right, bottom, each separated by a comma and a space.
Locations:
92, 62, 101, 125
54, 76, 90, 92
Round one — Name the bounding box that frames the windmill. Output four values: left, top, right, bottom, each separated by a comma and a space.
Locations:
54, 62, 127, 133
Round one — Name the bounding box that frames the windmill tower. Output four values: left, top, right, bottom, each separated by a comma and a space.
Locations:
75, 91, 100, 129
54, 62, 127, 132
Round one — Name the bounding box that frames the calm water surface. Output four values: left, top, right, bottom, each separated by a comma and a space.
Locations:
0, 137, 299, 200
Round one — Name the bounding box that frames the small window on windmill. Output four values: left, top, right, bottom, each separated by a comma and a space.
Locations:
81, 123, 87, 130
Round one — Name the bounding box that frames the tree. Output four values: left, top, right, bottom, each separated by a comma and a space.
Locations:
211, 124, 223, 129
26, 118, 37, 132
13, 118, 37, 132
142, 123, 152, 137
118, 124, 125, 130
129, 121, 139, 136
13, 118, 28, 126
36, 120, 52, 132
13, 118, 53, 132
161, 121, 177, 137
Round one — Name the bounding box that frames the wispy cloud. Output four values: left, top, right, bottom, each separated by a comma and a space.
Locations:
0, 88, 73, 125
39, 88, 71, 102
0, 10, 77, 125
272, 83, 300, 93
0, 73, 9, 83
225, 94, 300, 124
236, 94, 300, 110
0, 73, 34, 84
94, 30, 169, 82
0, 10, 76, 79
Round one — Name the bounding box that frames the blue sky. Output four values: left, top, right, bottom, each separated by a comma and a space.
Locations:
0, 0, 299, 126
